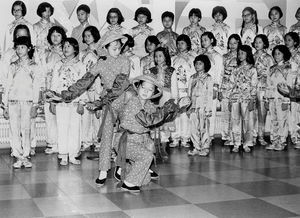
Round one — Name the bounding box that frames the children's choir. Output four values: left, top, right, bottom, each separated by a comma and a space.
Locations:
1, 1, 300, 193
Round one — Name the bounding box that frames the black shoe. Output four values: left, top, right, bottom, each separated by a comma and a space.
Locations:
121, 183, 140, 193
95, 178, 106, 186
150, 170, 159, 180
114, 166, 121, 181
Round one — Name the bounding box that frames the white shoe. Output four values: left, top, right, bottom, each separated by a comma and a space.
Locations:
181, 142, 190, 148
169, 141, 179, 148
187, 148, 200, 156
198, 148, 209, 156
294, 143, 300, 149
266, 144, 275, 150
60, 160, 68, 166
69, 158, 81, 165
45, 148, 57, 154
232, 146, 239, 153
243, 146, 251, 153
30, 148, 36, 156
23, 158, 32, 168
13, 159, 23, 169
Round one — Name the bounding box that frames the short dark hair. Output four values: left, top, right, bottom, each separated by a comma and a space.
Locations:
252, 34, 269, 49
201, 32, 217, 47
272, 45, 291, 62
82, 26, 100, 44
285, 32, 300, 48
238, 45, 255, 66
212, 6, 227, 20
37, 2, 54, 17
121, 34, 134, 53
14, 36, 34, 59
145, 35, 160, 53
269, 6, 283, 20
188, 8, 202, 19
194, 55, 211, 73
47, 26, 66, 45
134, 7, 152, 23
176, 34, 192, 51
154, 47, 171, 66
106, 8, 124, 24
227, 34, 242, 50
77, 4, 90, 14
161, 11, 174, 21
13, 24, 31, 43
63, 37, 79, 57
11, 1, 27, 16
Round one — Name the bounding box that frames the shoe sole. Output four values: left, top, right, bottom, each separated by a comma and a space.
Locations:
121, 187, 140, 193
151, 176, 159, 180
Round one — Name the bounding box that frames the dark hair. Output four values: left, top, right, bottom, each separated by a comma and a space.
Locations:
201, 32, 217, 47
272, 45, 291, 62
194, 55, 211, 73
11, 1, 27, 16
134, 7, 152, 23
188, 8, 202, 19
237, 45, 255, 65
176, 34, 192, 51
47, 26, 66, 45
269, 6, 283, 20
252, 34, 269, 49
13, 24, 31, 43
145, 35, 160, 53
77, 4, 90, 14
161, 11, 174, 21
121, 34, 134, 53
154, 47, 171, 66
82, 26, 100, 44
241, 7, 259, 37
37, 2, 54, 17
227, 34, 242, 50
106, 8, 124, 24
285, 32, 300, 48
14, 36, 34, 59
63, 37, 79, 57
295, 7, 300, 18
212, 6, 227, 20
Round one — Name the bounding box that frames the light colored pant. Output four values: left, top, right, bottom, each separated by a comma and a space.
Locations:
256, 90, 267, 138
8, 101, 32, 158
269, 99, 289, 144
210, 99, 218, 138
44, 102, 57, 149
81, 108, 102, 145
290, 102, 300, 144
220, 98, 232, 141
190, 108, 211, 150
172, 90, 190, 143
56, 103, 81, 160
231, 101, 253, 147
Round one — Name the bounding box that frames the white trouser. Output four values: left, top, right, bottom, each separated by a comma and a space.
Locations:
81, 108, 93, 144
56, 103, 81, 160
44, 102, 57, 149
290, 102, 300, 144
8, 101, 32, 158
172, 90, 190, 143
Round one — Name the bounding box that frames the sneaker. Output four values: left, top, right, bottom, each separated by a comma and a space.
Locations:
95, 178, 106, 186
294, 143, 300, 149
60, 160, 68, 166
198, 148, 209, 156
232, 146, 239, 153
121, 183, 140, 193
169, 141, 179, 148
30, 148, 36, 156
181, 142, 190, 148
274, 144, 285, 151
45, 148, 57, 155
258, 137, 268, 146
243, 146, 251, 153
149, 170, 159, 180
187, 148, 200, 156
23, 158, 32, 168
13, 159, 23, 169
265, 144, 275, 150
69, 158, 81, 165
114, 166, 121, 182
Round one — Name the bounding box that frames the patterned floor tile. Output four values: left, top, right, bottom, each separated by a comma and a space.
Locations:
0, 199, 43, 218
261, 194, 300, 214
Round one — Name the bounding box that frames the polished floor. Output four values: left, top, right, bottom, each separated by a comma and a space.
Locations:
0, 141, 300, 218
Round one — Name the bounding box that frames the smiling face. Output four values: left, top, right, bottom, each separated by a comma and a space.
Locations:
273, 49, 284, 63
13, 5, 23, 20
146, 40, 157, 53
189, 14, 200, 25
214, 12, 224, 23
138, 81, 155, 100
270, 9, 281, 22
254, 37, 264, 51
154, 51, 166, 66
42, 7, 52, 19
201, 35, 212, 49
83, 30, 94, 45
285, 35, 296, 49
77, 10, 89, 24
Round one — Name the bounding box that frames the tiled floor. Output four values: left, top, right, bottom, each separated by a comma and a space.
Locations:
0, 141, 300, 218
